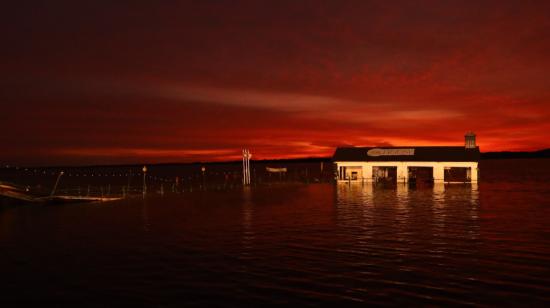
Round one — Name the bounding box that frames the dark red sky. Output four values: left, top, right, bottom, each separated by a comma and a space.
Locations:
1, 1, 549, 165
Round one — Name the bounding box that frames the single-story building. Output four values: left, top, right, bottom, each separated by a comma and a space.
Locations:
333, 132, 479, 184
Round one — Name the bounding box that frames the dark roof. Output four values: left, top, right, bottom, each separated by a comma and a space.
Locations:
333, 146, 480, 162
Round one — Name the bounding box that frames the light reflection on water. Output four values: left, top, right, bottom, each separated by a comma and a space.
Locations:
332, 182, 489, 304
1, 159, 550, 306
241, 187, 255, 257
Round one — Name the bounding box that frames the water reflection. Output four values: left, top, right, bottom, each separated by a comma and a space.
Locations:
433, 183, 445, 205
335, 183, 481, 242
3, 173, 550, 305
336, 182, 373, 207
241, 187, 255, 257
141, 198, 150, 232
396, 183, 409, 205
395, 184, 410, 224
335, 182, 480, 208
470, 183, 479, 206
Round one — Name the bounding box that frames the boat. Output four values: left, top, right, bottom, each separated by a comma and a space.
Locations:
266, 167, 287, 173
1, 181, 122, 205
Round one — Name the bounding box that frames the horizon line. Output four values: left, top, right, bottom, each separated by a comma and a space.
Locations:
1, 148, 548, 168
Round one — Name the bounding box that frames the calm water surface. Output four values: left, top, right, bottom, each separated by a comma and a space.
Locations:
1, 159, 549, 306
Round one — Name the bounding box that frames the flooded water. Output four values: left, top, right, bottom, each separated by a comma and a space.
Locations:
1, 159, 549, 306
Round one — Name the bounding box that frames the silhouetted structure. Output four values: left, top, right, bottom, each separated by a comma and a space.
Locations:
333, 133, 480, 184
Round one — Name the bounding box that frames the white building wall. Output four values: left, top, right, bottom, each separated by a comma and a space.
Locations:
335, 161, 479, 183
470, 165, 478, 182
433, 165, 445, 183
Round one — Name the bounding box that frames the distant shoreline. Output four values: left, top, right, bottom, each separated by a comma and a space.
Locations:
4, 149, 548, 169
480, 149, 550, 160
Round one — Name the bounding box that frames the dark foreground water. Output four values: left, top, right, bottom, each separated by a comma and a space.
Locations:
1, 159, 549, 306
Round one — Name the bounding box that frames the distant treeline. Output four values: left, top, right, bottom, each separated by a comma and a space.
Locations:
7, 149, 549, 170
248, 150, 550, 163
480, 149, 550, 159
238, 151, 550, 163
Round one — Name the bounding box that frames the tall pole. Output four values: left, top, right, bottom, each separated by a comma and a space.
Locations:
142, 165, 147, 196
248, 150, 252, 185
242, 149, 252, 186
201, 166, 206, 190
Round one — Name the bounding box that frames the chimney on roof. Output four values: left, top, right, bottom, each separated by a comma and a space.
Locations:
465, 132, 476, 149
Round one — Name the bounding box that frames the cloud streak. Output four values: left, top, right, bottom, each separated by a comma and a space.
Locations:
1, 1, 549, 164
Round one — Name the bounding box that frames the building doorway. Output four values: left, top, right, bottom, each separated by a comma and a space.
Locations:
338, 166, 363, 181
444, 167, 471, 182
408, 167, 434, 186
373, 166, 397, 183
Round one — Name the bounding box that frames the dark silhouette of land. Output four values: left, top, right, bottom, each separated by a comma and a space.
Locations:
2, 149, 548, 169
479, 149, 550, 159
